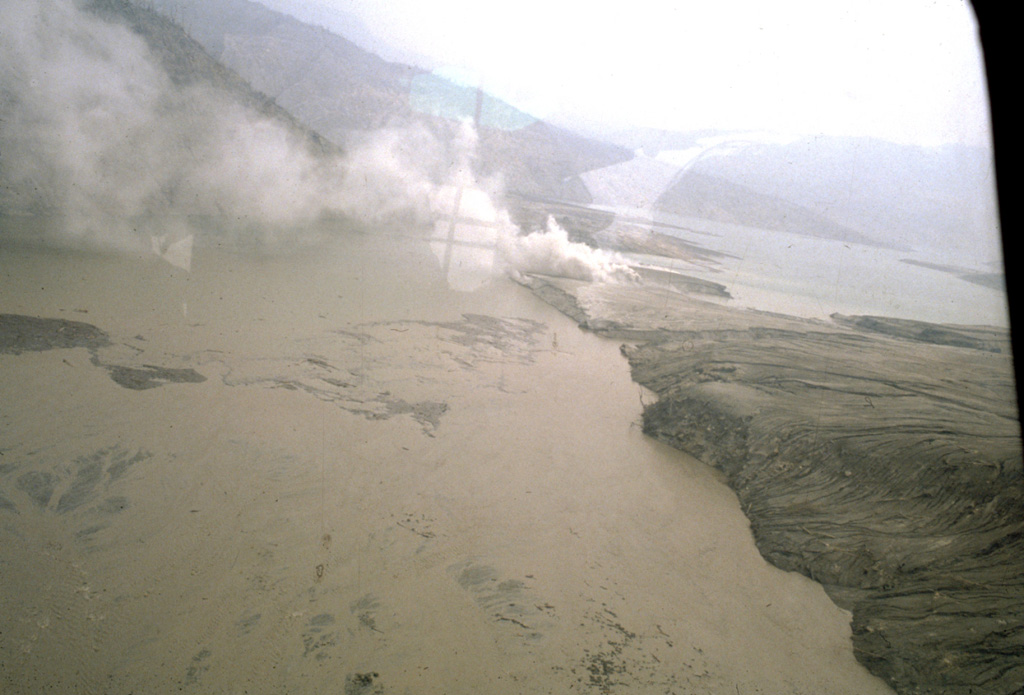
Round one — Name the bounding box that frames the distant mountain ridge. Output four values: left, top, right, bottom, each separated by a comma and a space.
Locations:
25, 0, 1000, 268
660, 135, 1000, 262
143, 0, 634, 203
87, 0, 337, 157
654, 170, 888, 249
140, 0, 1000, 266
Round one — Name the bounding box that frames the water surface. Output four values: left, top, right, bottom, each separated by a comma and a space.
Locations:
0, 228, 894, 694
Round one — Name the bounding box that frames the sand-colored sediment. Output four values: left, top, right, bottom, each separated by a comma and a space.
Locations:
0, 231, 894, 694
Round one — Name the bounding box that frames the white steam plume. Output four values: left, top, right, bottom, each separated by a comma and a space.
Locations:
427, 132, 638, 286
0, 0, 446, 249
1, 0, 638, 286
497, 216, 639, 283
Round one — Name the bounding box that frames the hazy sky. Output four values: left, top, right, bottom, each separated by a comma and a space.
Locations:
258, 0, 990, 147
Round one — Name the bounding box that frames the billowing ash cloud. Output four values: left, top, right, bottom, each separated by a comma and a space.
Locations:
0, 0, 637, 286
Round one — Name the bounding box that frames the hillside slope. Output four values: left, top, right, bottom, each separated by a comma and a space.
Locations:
88, 0, 336, 155
144, 0, 633, 203
1, 0, 348, 246
654, 170, 884, 247
682, 136, 999, 261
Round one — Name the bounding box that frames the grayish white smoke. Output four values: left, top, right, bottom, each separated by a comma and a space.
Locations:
497, 217, 638, 283
0, 0, 637, 285
0, 0, 440, 248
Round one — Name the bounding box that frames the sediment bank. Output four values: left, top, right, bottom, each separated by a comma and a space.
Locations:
522, 274, 1024, 695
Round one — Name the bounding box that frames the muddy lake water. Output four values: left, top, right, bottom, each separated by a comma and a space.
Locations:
0, 228, 895, 694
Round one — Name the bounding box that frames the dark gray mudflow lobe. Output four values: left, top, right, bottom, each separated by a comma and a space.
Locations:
623, 320, 1022, 695
520, 274, 1021, 695
0, 314, 111, 354
0, 313, 204, 390
106, 364, 206, 390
